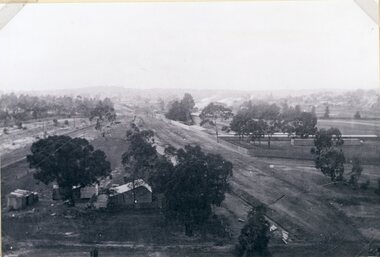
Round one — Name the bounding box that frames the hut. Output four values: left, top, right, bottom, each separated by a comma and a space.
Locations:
80, 184, 99, 199
94, 194, 109, 209
7, 189, 38, 211
7, 192, 26, 211
52, 185, 80, 201
108, 179, 153, 209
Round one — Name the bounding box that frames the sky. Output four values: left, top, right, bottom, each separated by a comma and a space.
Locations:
0, 1, 378, 92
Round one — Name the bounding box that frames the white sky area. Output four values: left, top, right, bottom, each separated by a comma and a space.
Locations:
0, 1, 378, 92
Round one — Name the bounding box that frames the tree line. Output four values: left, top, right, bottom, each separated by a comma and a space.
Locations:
0, 93, 115, 126
198, 100, 318, 147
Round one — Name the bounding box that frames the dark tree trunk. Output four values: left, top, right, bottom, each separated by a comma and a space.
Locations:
268, 136, 271, 149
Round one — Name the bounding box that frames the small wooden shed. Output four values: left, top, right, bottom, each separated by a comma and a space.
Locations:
94, 194, 109, 209
7, 189, 38, 211
108, 179, 153, 209
80, 184, 99, 199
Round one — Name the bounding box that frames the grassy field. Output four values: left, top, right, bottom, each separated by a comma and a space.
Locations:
317, 118, 380, 135
220, 136, 380, 165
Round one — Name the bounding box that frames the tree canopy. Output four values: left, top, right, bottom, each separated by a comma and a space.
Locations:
200, 102, 233, 142
311, 128, 345, 182
161, 145, 233, 236
229, 101, 318, 147
165, 93, 195, 123
27, 135, 111, 202
90, 98, 117, 133
122, 123, 157, 183
236, 205, 270, 257
0, 93, 112, 126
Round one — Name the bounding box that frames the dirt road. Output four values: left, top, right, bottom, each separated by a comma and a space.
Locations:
143, 115, 370, 255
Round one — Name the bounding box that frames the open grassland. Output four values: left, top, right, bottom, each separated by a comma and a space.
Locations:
317, 118, 380, 135
221, 136, 380, 164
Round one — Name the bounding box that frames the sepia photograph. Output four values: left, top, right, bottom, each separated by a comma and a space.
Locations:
0, 0, 379, 256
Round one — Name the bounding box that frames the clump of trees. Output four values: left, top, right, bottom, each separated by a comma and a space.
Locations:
236, 205, 270, 257
229, 101, 317, 148
348, 157, 363, 189
27, 135, 111, 205
162, 145, 233, 236
354, 111, 361, 119
0, 93, 115, 127
165, 93, 195, 123
122, 123, 158, 194
199, 102, 233, 142
121, 123, 233, 236
311, 128, 345, 182
90, 99, 117, 135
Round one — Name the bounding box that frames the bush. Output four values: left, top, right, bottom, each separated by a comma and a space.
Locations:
236, 205, 270, 257
64, 120, 69, 126
3, 128, 9, 134
360, 179, 370, 190
222, 125, 231, 132
16, 121, 23, 129
53, 119, 59, 126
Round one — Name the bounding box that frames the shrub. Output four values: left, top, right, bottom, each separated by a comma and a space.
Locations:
64, 120, 69, 126
360, 179, 370, 190
3, 128, 9, 134
16, 121, 23, 129
53, 119, 59, 126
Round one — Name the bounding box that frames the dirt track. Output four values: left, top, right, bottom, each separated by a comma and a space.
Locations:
144, 115, 374, 256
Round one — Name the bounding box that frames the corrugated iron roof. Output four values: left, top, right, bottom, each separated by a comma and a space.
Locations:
110, 179, 152, 195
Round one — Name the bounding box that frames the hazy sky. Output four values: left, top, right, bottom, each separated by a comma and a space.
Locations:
0, 1, 378, 92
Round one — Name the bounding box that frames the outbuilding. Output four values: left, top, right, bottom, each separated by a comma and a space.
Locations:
7, 189, 38, 211
108, 179, 153, 209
